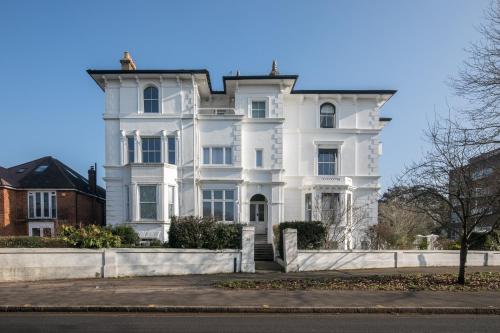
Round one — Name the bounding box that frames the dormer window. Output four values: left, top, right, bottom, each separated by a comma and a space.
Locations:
320, 103, 336, 128
144, 86, 159, 113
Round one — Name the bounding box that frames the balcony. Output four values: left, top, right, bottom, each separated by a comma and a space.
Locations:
302, 175, 353, 188
198, 108, 236, 115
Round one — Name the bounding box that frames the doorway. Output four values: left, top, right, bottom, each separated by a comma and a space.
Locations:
249, 194, 267, 235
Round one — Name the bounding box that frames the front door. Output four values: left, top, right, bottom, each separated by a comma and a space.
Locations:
250, 201, 267, 235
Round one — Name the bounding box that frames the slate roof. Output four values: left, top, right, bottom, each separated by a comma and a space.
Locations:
0, 156, 105, 199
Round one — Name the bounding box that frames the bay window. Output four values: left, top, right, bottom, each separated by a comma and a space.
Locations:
28, 191, 56, 219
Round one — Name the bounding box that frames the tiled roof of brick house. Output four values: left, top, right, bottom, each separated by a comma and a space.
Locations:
0, 156, 105, 199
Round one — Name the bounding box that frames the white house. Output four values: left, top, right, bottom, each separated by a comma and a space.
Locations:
88, 52, 395, 249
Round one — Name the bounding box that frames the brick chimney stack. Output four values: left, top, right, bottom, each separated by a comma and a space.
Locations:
88, 165, 97, 195
120, 51, 136, 71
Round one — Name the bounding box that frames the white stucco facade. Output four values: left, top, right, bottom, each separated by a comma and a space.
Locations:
89, 65, 395, 249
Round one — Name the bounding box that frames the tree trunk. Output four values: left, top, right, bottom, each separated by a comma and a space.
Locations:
458, 235, 468, 285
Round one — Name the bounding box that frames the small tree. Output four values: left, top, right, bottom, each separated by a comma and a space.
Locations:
399, 116, 500, 284
311, 192, 371, 249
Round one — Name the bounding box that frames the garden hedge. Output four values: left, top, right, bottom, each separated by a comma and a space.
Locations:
277, 221, 327, 258
0, 236, 70, 248
168, 216, 242, 249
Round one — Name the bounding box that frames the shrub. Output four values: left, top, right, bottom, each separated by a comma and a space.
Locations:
436, 238, 461, 250
277, 221, 327, 258
110, 225, 140, 247
418, 238, 429, 250
0, 236, 70, 248
169, 216, 242, 249
60, 225, 121, 249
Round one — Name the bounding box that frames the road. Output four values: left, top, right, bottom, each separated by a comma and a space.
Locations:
0, 313, 499, 333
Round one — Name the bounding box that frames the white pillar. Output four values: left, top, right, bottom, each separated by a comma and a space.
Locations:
134, 130, 141, 163
241, 226, 255, 273
120, 130, 126, 165
131, 182, 138, 221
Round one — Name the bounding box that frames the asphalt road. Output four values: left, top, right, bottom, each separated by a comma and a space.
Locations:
0, 313, 499, 333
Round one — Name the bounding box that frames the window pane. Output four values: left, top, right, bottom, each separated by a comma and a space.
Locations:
250, 204, 256, 221
140, 203, 157, 219
225, 190, 234, 200
256, 150, 263, 167
225, 147, 232, 165
140, 186, 156, 202
258, 204, 265, 222
203, 202, 211, 217
43, 192, 49, 217
32, 228, 41, 237
127, 137, 135, 163
43, 228, 52, 237
203, 148, 210, 164
213, 190, 223, 200
142, 138, 161, 163
51, 193, 56, 217
225, 202, 234, 221
28, 194, 34, 218
168, 137, 176, 164
214, 202, 223, 220
35, 192, 41, 217
252, 101, 266, 118
212, 148, 223, 164
203, 190, 211, 200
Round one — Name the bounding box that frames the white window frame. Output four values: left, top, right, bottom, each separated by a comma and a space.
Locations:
317, 148, 338, 176
168, 185, 175, 219
143, 85, 160, 114
314, 141, 343, 176
139, 185, 158, 221
202, 146, 233, 165
319, 102, 337, 128
202, 189, 235, 222
28, 191, 57, 219
249, 99, 268, 118
141, 137, 162, 163
255, 149, 263, 168
127, 137, 135, 164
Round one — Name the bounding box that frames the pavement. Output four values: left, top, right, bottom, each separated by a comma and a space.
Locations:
0, 266, 499, 314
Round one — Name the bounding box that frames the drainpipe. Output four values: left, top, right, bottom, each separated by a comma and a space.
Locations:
191, 74, 198, 215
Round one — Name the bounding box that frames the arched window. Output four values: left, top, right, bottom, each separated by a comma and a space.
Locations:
320, 103, 336, 128
144, 86, 159, 113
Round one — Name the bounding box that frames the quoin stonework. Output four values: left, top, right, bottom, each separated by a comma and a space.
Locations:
88, 52, 395, 249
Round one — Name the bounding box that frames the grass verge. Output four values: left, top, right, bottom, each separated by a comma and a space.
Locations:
216, 272, 500, 291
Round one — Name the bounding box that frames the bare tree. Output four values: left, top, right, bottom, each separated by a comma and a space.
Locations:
399, 116, 500, 284
311, 192, 371, 249
368, 186, 437, 250
451, 0, 500, 145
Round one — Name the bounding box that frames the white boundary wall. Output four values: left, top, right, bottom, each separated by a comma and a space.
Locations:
0, 227, 255, 282
282, 228, 500, 272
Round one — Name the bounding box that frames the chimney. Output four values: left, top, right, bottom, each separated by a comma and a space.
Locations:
120, 51, 136, 71
88, 165, 97, 195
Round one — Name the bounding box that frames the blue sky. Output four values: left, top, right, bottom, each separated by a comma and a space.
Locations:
0, 0, 490, 189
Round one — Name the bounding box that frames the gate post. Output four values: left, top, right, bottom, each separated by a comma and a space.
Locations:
283, 228, 299, 272
241, 226, 255, 273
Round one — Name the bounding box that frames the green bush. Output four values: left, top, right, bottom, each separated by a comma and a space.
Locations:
109, 225, 140, 247
60, 225, 121, 249
418, 238, 429, 250
277, 221, 327, 258
169, 216, 242, 249
0, 236, 70, 248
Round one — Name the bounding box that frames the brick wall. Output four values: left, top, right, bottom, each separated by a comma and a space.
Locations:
0, 189, 105, 237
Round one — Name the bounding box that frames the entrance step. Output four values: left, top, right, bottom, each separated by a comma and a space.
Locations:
254, 243, 274, 261
255, 234, 268, 244
255, 260, 282, 272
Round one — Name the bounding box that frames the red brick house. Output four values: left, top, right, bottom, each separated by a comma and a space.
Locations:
0, 156, 105, 237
